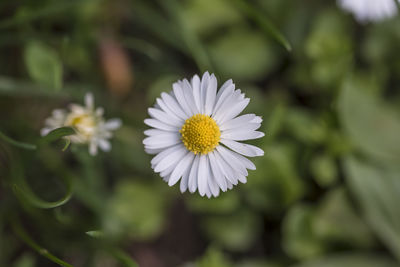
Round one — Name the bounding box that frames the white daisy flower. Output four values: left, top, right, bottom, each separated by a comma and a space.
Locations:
337, 0, 399, 23
143, 72, 264, 198
41, 93, 122, 156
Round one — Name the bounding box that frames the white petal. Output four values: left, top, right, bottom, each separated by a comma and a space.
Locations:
145, 148, 164, 154
220, 114, 256, 131
105, 118, 122, 130
213, 89, 242, 123
168, 152, 194, 186
191, 75, 202, 113
200, 72, 210, 113
213, 149, 239, 185
98, 139, 111, 152
229, 149, 256, 170
150, 144, 183, 166
144, 119, 178, 132
173, 82, 192, 117
40, 127, 53, 136
160, 164, 176, 178
180, 164, 191, 193
197, 154, 208, 196
156, 98, 184, 122
207, 156, 221, 197
143, 133, 180, 146
208, 152, 227, 191
219, 98, 250, 124
221, 130, 264, 141
85, 93, 94, 110
216, 146, 248, 176
148, 108, 182, 127
161, 92, 187, 120
251, 116, 263, 123
204, 74, 217, 116
154, 145, 187, 173
144, 129, 171, 136
189, 155, 200, 193
220, 139, 264, 157
182, 79, 199, 115
89, 141, 98, 156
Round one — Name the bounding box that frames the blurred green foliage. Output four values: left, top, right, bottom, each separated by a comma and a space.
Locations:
1, 0, 400, 266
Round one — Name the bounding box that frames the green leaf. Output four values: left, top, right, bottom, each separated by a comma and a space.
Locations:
38, 127, 75, 147
202, 210, 261, 251
209, 28, 278, 81
24, 41, 63, 90
293, 253, 398, 267
338, 77, 400, 164
85, 230, 104, 239
232, 0, 291, 51
282, 204, 324, 260
196, 246, 233, 267
0, 130, 37, 150
345, 157, 400, 261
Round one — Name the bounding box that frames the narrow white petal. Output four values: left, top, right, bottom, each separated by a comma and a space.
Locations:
144, 129, 171, 136
191, 75, 202, 112
180, 164, 191, 193
144, 119, 178, 132
173, 82, 192, 117
156, 98, 184, 122
189, 155, 200, 193
89, 141, 98, 156
213, 83, 235, 116
219, 98, 250, 124
208, 152, 227, 191
98, 139, 111, 152
168, 152, 194, 186
207, 156, 221, 197
105, 118, 122, 130
220, 139, 264, 157
229, 149, 256, 170
200, 72, 210, 113
143, 133, 180, 146
251, 116, 263, 123
216, 146, 248, 176
151, 144, 183, 166
213, 149, 239, 185
154, 146, 187, 173
161, 92, 187, 120
204, 74, 217, 116
220, 114, 256, 131
85, 93, 94, 110
182, 79, 199, 115
160, 164, 176, 178
145, 148, 164, 154
197, 154, 208, 196
213, 90, 241, 123
148, 108, 182, 127
221, 130, 264, 141
221, 123, 261, 136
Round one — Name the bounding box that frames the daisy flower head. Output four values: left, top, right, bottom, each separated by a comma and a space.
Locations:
337, 0, 399, 23
41, 93, 122, 156
144, 72, 264, 198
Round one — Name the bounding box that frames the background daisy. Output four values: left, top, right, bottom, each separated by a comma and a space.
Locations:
337, 0, 399, 23
41, 93, 122, 155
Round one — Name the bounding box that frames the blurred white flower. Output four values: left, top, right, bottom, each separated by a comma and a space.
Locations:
338, 0, 399, 23
143, 72, 264, 198
41, 93, 122, 156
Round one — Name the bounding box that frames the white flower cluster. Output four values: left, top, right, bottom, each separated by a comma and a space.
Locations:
41, 93, 121, 155
337, 0, 399, 23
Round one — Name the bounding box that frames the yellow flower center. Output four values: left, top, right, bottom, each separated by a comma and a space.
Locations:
64, 113, 96, 141
180, 114, 220, 155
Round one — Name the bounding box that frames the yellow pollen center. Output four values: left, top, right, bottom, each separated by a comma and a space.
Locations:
180, 114, 220, 155
64, 113, 96, 140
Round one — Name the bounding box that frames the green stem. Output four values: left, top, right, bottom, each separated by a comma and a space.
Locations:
0, 130, 37, 150
11, 219, 73, 267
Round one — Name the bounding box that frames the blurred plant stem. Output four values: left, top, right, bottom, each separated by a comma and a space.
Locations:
232, 0, 292, 51
0, 130, 37, 150
11, 217, 73, 267
157, 0, 214, 72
